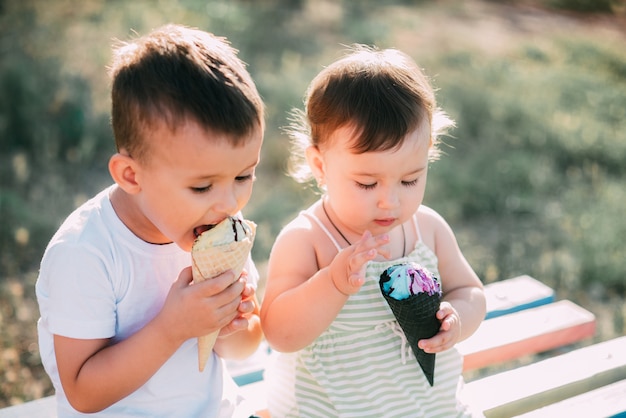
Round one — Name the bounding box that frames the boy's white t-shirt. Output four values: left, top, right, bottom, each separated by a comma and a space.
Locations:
36, 185, 258, 417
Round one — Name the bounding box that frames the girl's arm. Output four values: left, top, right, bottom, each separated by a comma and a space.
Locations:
54, 267, 246, 413
418, 206, 486, 353
261, 221, 389, 352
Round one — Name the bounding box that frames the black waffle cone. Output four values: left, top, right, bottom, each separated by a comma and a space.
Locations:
380, 289, 441, 386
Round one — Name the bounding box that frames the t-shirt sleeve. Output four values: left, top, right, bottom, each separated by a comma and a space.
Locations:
37, 241, 117, 339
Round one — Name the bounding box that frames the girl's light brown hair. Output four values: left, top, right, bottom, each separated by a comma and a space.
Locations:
287, 45, 454, 183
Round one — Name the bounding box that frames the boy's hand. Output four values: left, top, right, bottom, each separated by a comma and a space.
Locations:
418, 301, 461, 353
157, 266, 245, 346
329, 231, 390, 295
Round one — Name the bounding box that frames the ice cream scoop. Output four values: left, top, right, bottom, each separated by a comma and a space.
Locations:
379, 262, 442, 386
380, 263, 441, 300
191, 216, 256, 371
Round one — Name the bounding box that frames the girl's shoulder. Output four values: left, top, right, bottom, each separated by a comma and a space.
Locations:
415, 205, 455, 246
273, 200, 327, 252
276, 202, 319, 239
416, 204, 448, 228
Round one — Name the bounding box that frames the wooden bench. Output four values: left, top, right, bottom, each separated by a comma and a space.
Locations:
463, 336, 626, 417
458, 299, 596, 371
514, 378, 626, 418
1, 275, 616, 418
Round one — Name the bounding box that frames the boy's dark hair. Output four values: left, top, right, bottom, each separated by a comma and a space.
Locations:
109, 24, 264, 162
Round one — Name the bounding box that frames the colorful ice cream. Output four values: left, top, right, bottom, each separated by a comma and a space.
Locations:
379, 262, 442, 386
191, 216, 256, 372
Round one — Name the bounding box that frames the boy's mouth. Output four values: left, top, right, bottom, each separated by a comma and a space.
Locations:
194, 224, 216, 238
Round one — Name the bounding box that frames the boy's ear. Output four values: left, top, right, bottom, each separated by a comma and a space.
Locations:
305, 145, 325, 184
109, 153, 141, 194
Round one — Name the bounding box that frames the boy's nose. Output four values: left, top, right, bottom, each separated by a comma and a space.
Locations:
212, 186, 239, 215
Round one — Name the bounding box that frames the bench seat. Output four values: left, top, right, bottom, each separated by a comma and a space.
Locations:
0, 396, 55, 418
483, 275, 554, 319
458, 299, 596, 371
462, 336, 626, 417
515, 378, 626, 418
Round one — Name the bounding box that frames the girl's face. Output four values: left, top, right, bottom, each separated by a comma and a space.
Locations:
119, 118, 262, 252
311, 124, 430, 239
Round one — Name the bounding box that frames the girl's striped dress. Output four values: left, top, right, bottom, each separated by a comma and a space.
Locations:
264, 209, 483, 417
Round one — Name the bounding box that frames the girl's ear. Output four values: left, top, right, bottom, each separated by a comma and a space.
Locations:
305, 145, 326, 186
108, 153, 141, 194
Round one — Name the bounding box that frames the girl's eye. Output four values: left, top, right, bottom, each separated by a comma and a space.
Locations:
356, 182, 377, 190
191, 185, 212, 193
402, 179, 419, 187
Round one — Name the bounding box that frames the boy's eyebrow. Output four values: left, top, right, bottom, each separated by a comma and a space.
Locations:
193, 159, 260, 180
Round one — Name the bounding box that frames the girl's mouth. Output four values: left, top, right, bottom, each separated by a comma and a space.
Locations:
375, 218, 396, 227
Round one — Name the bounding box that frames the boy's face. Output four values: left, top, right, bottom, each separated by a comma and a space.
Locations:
125, 118, 263, 252
318, 125, 430, 238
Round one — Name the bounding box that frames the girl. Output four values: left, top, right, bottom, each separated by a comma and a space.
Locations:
260, 45, 486, 417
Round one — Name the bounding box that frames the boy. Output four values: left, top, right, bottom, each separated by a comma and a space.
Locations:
36, 24, 264, 417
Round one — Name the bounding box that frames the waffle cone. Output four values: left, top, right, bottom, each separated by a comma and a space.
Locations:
191, 219, 256, 371
380, 290, 441, 386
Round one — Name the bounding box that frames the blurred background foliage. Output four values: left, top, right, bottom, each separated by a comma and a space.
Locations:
1, 0, 625, 407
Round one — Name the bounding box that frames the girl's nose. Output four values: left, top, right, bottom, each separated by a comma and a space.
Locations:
378, 187, 400, 209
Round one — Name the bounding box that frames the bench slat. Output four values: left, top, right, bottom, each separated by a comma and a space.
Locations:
483, 275, 554, 319
462, 336, 626, 417
0, 396, 56, 418
514, 378, 626, 418
458, 300, 596, 371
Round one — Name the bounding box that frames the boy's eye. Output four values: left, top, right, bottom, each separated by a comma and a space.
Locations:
402, 179, 419, 187
236, 174, 255, 183
356, 182, 376, 190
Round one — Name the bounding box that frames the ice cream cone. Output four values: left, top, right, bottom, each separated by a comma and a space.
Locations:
380, 290, 441, 386
191, 217, 256, 372
379, 263, 441, 386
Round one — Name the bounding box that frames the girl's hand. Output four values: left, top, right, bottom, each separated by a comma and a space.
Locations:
237, 274, 257, 319
418, 301, 461, 353
329, 231, 390, 295
218, 274, 257, 337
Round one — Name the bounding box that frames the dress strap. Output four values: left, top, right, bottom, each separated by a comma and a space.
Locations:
413, 211, 423, 243
303, 208, 343, 253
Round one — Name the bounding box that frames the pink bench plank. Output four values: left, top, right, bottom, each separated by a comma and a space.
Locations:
458, 300, 596, 371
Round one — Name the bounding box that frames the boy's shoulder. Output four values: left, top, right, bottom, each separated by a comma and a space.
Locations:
47, 186, 115, 248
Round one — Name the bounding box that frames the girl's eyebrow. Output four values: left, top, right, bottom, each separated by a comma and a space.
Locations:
353, 166, 426, 177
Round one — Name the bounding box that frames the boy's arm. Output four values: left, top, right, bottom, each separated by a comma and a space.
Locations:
55, 267, 245, 413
